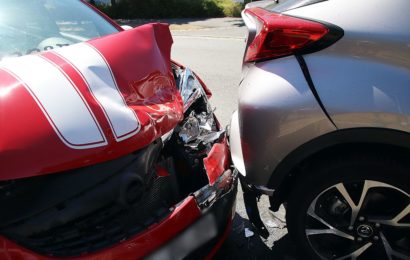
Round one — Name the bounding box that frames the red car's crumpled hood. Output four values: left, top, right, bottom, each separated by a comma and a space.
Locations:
0, 23, 184, 181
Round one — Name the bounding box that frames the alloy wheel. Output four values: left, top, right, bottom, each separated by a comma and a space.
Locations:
305, 180, 410, 260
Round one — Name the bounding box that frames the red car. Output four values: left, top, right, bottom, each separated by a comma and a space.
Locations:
0, 1, 237, 259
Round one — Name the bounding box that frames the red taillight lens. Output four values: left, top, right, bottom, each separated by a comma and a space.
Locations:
244, 8, 331, 62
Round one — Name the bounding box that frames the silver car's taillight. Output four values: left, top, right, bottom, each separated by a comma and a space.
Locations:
243, 7, 343, 63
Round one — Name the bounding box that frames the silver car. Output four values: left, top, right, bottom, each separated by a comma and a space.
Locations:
230, 0, 410, 259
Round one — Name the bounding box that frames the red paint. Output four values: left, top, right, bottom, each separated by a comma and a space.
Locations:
156, 165, 170, 177
82, 0, 215, 99
203, 139, 230, 186
0, 24, 184, 181
0, 197, 201, 260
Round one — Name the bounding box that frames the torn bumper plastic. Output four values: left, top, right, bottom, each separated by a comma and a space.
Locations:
146, 170, 238, 260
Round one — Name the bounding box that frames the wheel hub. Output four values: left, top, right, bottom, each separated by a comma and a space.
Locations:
356, 224, 374, 238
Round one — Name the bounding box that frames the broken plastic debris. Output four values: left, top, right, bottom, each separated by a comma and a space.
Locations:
244, 228, 254, 238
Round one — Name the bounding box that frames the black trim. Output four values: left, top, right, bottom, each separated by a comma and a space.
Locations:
268, 128, 410, 191
295, 55, 336, 128
240, 176, 269, 239
292, 14, 344, 57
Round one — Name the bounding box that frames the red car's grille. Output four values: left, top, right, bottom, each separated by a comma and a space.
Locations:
23, 177, 172, 257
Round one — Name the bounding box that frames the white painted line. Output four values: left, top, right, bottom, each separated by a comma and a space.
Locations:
1, 55, 107, 149
55, 43, 141, 142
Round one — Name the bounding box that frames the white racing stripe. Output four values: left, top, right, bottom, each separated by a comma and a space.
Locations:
1, 55, 107, 149
55, 43, 140, 141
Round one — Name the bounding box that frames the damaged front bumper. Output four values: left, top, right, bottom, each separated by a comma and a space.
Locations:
0, 66, 238, 260
146, 169, 238, 260
0, 168, 238, 260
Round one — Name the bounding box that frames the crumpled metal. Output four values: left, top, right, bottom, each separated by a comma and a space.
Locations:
176, 67, 225, 149
178, 110, 225, 149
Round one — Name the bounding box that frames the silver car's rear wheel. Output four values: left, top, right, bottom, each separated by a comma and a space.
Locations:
306, 180, 410, 260
286, 156, 410, 260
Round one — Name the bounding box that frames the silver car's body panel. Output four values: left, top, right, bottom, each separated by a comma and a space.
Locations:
231, 0, 410, 188
286, 0, 410, 132
231, 56, 335, 186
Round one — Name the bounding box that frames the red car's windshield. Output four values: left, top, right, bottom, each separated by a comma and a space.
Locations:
0, 0, 119, 60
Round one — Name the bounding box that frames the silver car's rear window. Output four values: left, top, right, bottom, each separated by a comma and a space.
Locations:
265, 0, 328, 12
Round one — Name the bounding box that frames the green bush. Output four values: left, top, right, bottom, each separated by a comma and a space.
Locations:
202, 0, 224, 17
96, 3, 128, 18
95, 0, 244, 19
210, 0, 243, 17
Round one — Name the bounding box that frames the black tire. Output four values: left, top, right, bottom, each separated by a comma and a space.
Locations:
286, 154, 410, 260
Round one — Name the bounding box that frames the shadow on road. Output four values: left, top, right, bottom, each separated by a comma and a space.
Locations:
224, 19, 245, 27
215, 214, 303, 260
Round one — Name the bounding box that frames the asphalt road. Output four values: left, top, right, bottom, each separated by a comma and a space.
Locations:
171, 18, 245, 126
119, 17, 300, 259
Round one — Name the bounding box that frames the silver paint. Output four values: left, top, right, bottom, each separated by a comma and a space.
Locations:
286, 0, 410, 132
231, 56, 335, 186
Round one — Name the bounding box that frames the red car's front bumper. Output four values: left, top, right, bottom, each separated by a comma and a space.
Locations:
0, 142, 237, 260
